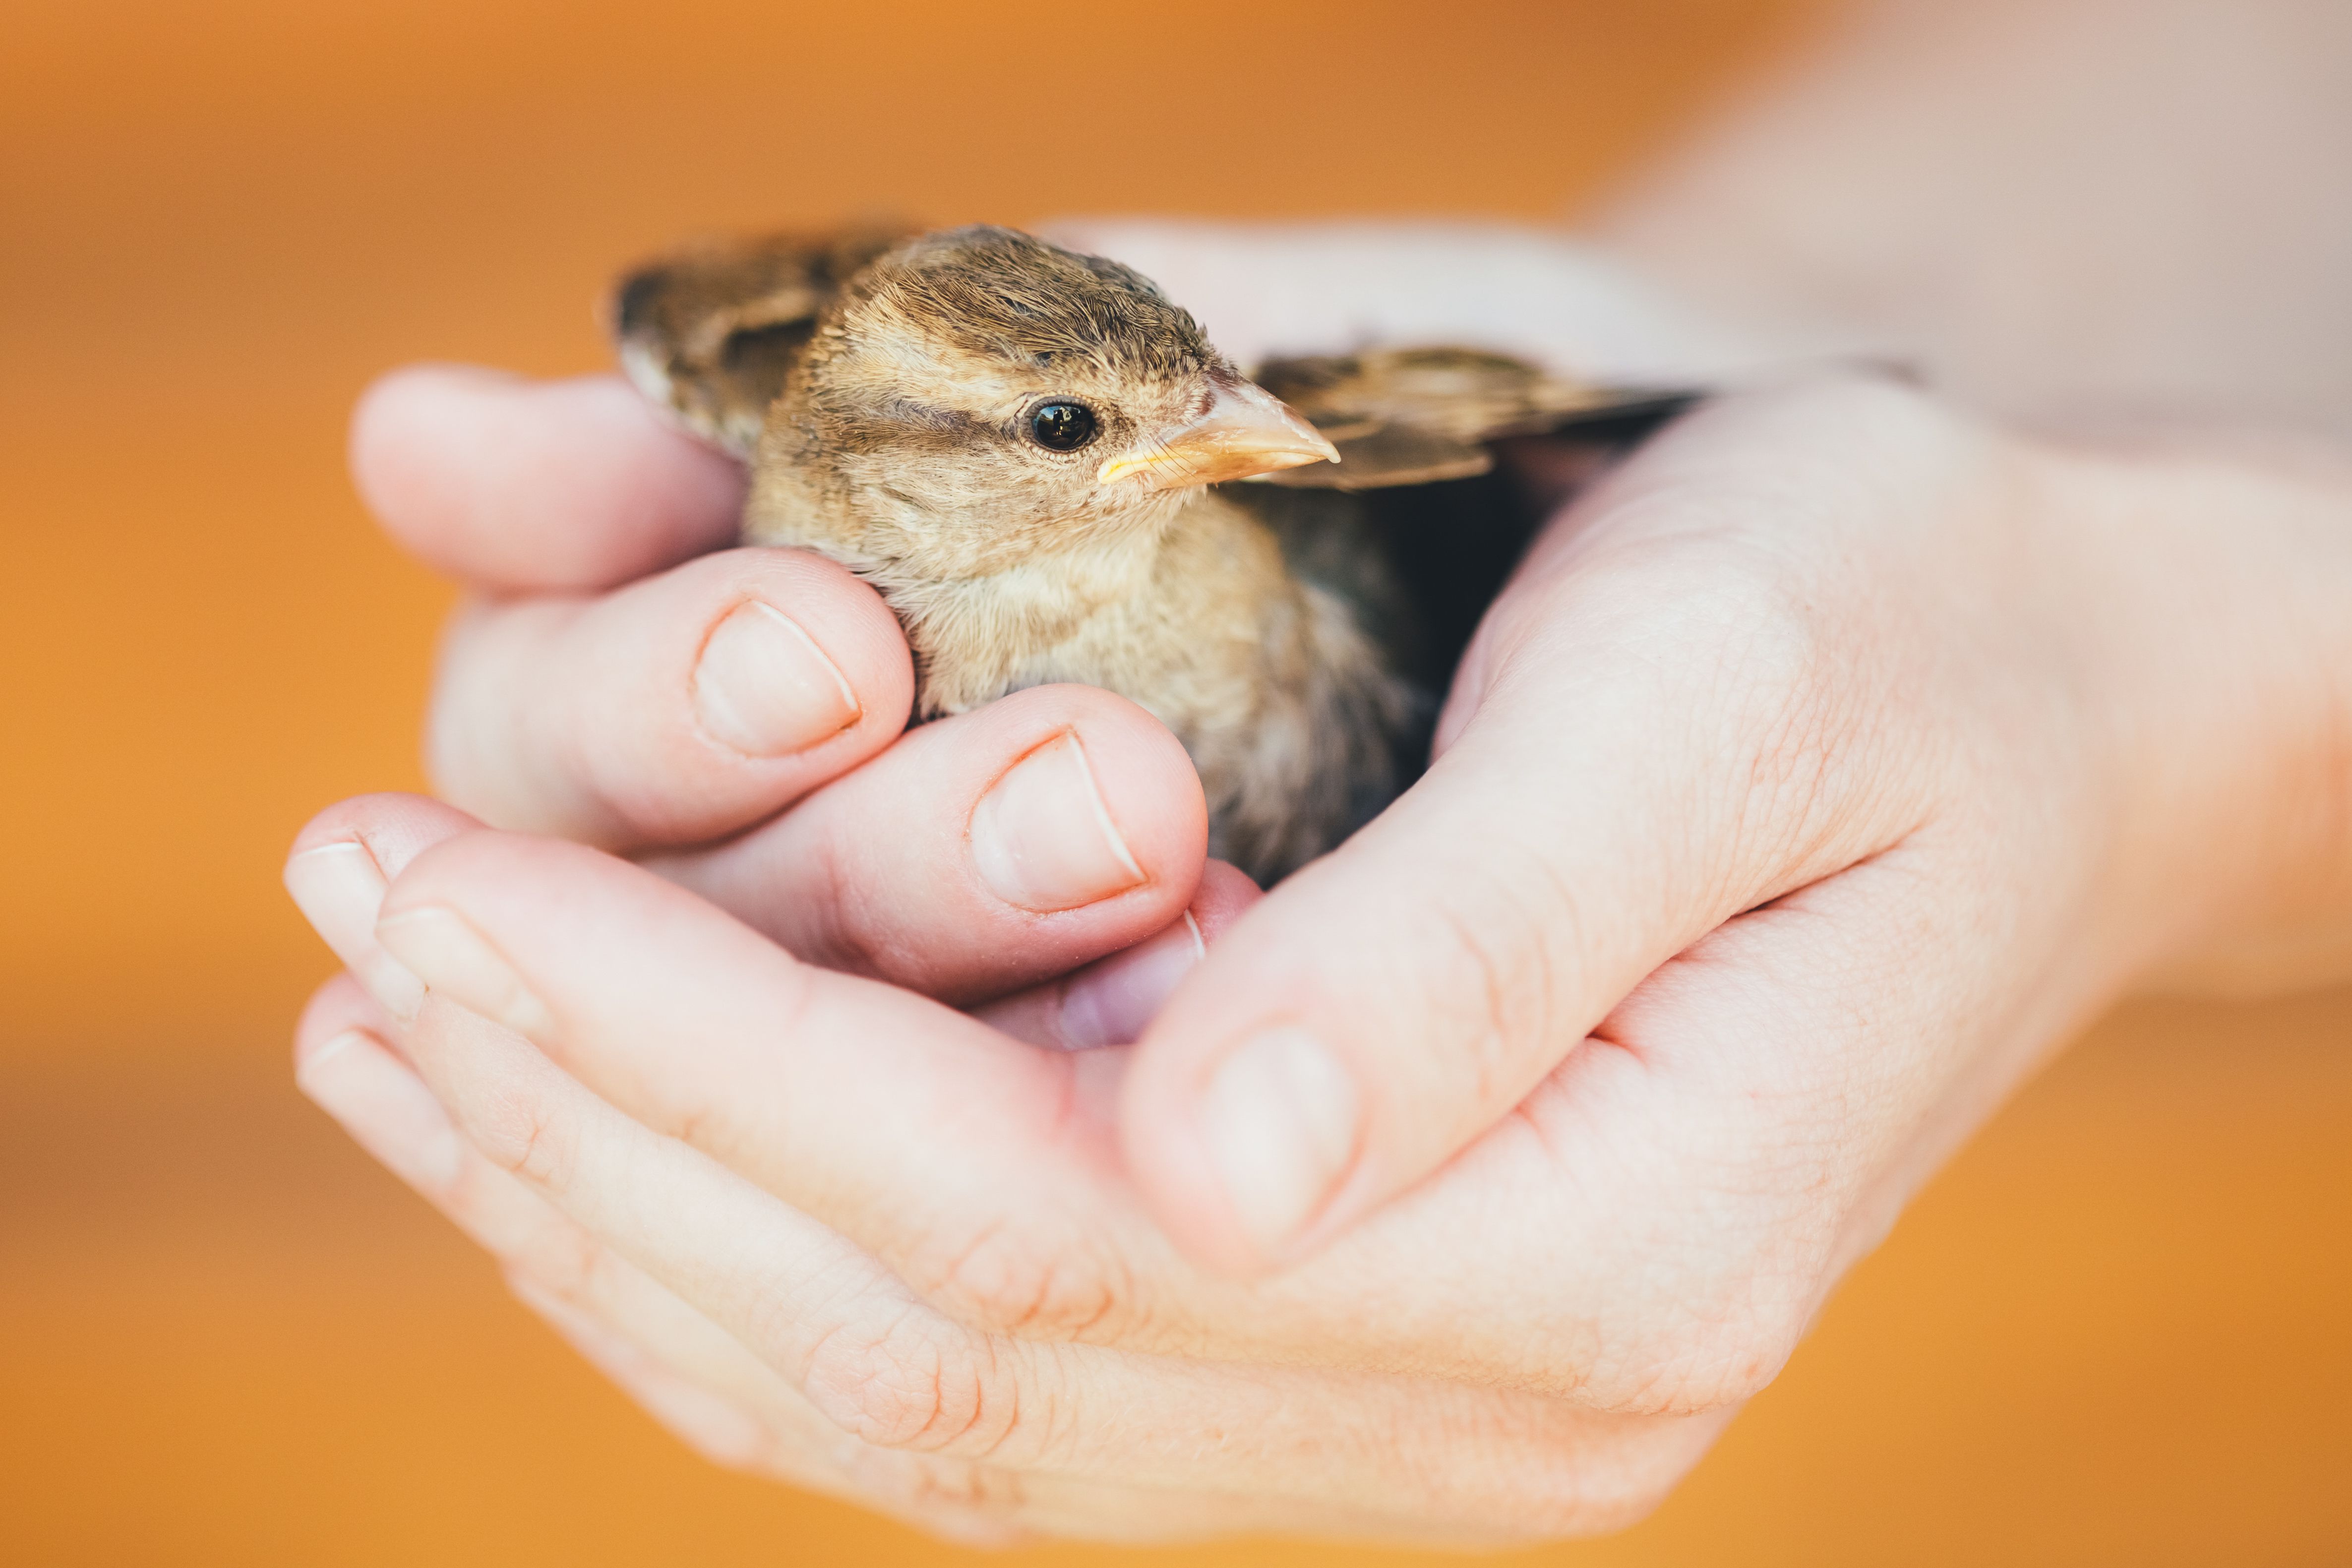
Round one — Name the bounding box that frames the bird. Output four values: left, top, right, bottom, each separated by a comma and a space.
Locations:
610, 224, 1692, 884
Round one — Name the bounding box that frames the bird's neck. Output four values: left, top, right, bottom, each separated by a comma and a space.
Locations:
743, 472, 1286, 722
890, 509, 1190, 716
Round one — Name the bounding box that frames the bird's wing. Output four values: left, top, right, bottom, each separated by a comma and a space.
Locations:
1246, 347, 1700, 490
609, 227, 909, 457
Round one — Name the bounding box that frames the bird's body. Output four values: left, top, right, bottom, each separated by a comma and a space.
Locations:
856, 483, 1407, 879
613, 224, 1685, 881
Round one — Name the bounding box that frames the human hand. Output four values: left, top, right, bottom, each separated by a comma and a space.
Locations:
343, 363, 1248, 1038
1048, 220, 2352, 1272
287, 787, 1727, 1547
293, 356, 2352, 1542
340, 222, 1772, 1025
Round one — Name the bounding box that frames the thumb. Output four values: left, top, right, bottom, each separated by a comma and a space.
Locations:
1116, 491, 1903, 1275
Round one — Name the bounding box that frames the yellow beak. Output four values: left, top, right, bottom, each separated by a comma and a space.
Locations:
1095, 379, 1340, 490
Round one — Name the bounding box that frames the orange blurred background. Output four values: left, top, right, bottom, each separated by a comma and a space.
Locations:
3, 1, 2348, 1562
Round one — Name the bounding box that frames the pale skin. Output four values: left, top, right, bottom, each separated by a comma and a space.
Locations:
288, 0, 2352, 1545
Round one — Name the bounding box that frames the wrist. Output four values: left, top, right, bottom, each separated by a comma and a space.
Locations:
2040, 430, 2352, 992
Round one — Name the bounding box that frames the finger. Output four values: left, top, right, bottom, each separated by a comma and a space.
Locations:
285, 793, 485, 1025
292, 983, 1310, 1549
301, 676, 1202, 1011
383, 988, 1316, 1513
975, 860, 1261, 1049
296, 987, 1002, 1550
369, 823, 1133, 1277
349, 815, 1525, 1385
508, 1278, 800, 1477
426, 547, 912, 847
512, 1213, 1485, 1552
367, 829, 1713, 1527
1116, 386, 1949, 1274
290, 984, 946, 1525
509, 1278, 1043, 1553
292, 791, 1835, 1424
295, 980, 800, 1438
652, 684, 1207, 1002
1470, 822, 2085, 1414
351, 365, 743, 593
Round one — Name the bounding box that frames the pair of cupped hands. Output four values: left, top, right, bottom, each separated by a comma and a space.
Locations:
284, 223, 2327, 1545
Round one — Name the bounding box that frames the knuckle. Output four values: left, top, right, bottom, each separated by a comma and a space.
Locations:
1560, 545, 1871, 828
905, 1218, 1135, 1345
1604, 1267, 1815, 1416
507, 1225, 613, 1312
1690, 564, 1850, 751
460, 1083, 577, 1192
1659, 1323, 1796, 1412
799, 1308, 1025, 1461
1536, 1189, 1831, 1420
1647, 557, 1880, 885
795, 815, 910, 978
1424, 882, 1571, 1106
1685, 1203, 1840, 1407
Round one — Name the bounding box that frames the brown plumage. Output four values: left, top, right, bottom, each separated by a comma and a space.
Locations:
612, 224, 1692, 883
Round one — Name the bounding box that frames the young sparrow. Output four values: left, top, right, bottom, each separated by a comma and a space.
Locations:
614, 225, 1686, 882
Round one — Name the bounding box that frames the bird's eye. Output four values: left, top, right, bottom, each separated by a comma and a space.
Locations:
1028, 401, 1099, 452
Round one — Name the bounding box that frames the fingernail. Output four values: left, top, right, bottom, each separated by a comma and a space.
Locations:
296, 1028, 466, 1190
692, 600, 861, 758
1052, 912, 1206, 1048
969, 732, 1146, 912
374, 905, 554, 1038
284, 841, 425, 1021
1198, 1026, 1360, 1259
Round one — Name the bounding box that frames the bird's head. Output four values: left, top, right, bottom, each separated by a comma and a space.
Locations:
786, 226, 1336, 573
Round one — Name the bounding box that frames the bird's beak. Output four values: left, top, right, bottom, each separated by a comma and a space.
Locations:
1096, 379, 1340, 490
